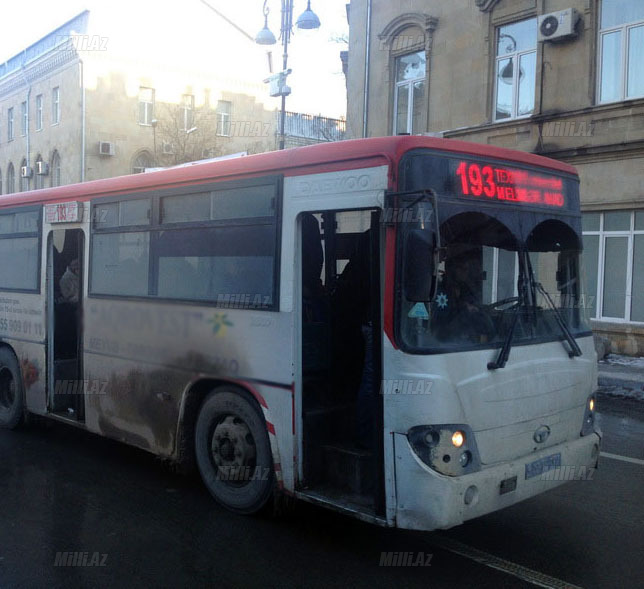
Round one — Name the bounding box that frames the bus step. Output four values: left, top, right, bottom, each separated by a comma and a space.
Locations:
322, 443, 374, 496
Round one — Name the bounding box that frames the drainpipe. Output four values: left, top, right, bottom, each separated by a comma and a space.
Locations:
362, 0, 372, 138
79, 58, 86, 182
20, 64, 32, 172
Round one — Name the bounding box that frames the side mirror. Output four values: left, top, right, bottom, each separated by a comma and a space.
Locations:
403, 229, 435, 302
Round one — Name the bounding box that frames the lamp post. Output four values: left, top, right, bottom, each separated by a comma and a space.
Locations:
255, 0, 321, 150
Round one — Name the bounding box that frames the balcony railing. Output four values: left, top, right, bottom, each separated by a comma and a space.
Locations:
277, 111, 346, 143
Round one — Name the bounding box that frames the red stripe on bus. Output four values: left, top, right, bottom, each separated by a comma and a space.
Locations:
291, 385, 296, 435
0, 137, 576, 210
266, 422, 276, 435
230, 378, 269, 409
384, 225, 397, 348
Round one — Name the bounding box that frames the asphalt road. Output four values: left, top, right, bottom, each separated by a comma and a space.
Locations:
0, 391, 642, 589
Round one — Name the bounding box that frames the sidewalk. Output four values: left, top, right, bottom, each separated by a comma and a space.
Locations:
598, 354, 644, 400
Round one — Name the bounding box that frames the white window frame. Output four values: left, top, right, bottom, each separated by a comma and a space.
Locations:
138, 87, 155, 126
216, 101, 232, 137
180, 94, 194, 131
8, 107, 14, 140
36, 94, 43, 131
52, 87, 60, 125
598, 4, 644, 103
582, 211, 644, 324
51, 152, 61, 187
392, 51, 427, 135
494, 20, 537, 122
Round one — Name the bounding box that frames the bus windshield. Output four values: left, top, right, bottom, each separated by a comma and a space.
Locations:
398, 152, 592, 353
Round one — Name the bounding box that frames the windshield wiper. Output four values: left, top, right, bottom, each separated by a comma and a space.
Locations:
488, 256, 528, 370
533, 281, 582, 358
487, 300, 522, 370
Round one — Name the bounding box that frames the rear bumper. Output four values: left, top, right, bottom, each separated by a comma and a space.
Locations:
393, 431, 601, 531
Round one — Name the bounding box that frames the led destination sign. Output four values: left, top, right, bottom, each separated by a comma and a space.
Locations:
454, 161, 565, 208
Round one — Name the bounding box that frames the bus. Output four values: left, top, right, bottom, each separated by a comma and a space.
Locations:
0, 136, 600, 530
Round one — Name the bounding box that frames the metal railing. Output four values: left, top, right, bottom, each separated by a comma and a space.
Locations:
277, 111, 346, 143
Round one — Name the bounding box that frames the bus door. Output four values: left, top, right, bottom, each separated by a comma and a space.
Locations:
47, 228, 85, 420
300, 209, 384, 516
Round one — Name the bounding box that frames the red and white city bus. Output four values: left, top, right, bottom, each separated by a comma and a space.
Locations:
0, 136, 600, 530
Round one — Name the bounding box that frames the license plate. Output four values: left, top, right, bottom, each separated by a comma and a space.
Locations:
525, 453, 561, 480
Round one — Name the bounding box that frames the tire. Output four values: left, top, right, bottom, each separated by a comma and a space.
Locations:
0, 347, 25, 430
195, 386, 274, 514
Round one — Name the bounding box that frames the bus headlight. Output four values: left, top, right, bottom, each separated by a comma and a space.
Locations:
408, 425, 481, 476
451, 431, 465, 448
581, 394, 597, 437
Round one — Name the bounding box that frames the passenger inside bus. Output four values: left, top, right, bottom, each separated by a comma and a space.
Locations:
59, 258, 80, 303
434, 245, 496, 343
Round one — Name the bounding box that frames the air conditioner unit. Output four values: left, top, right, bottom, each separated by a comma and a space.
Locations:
162, 141, 174, 155
21, 166, 33, 178
36, 161, 50, 175
99, 141, 115, 156
538, 8, 581, 43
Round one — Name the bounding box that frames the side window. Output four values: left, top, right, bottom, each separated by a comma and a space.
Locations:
89, 179, 281, 309
156, 182, 279, 307
0, 208, 41, 291
90, 198, 152, 296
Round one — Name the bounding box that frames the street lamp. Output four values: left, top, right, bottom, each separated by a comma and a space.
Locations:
255, 0, 321, 150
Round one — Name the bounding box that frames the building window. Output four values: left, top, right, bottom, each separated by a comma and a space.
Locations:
393, 51, 427, 135
582, 210, 644, 323
132, 151, 153, 174
20, 101, 27, 136
181, 94, 195, 131
19, 158, 29, 192
216, 100, 232, 136
36, 94, 43, 130
138, 87, 155, 125
51, 151, 61, 187
6, 163, 15, 193
34, 155, 44, 190
52, 87, 60, 124
599, 0, 644, 103
8, 108, 14, 140
494, 18, 537, 121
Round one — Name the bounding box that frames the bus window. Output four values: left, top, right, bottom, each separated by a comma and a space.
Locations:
0, 208, 40, 292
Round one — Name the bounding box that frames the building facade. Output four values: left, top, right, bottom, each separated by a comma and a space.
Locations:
0, 11, 345, 195
347, 0, 644, 355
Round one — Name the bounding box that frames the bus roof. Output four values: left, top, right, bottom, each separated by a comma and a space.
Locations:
0, 136, 578, 209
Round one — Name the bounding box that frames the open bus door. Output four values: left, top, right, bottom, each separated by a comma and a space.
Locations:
46, 228, 85, 420
299, 208, 385, 518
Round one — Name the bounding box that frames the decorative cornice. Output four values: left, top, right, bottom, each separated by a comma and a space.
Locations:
0, 49, 79, 98
379, 13, 438, 51
475, 0, 502, 12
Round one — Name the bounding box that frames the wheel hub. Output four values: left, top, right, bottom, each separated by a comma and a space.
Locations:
211, 415, 257, 484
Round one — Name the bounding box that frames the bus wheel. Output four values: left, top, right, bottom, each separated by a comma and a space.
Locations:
0, 348, 25, 430
195, 387, 274, 514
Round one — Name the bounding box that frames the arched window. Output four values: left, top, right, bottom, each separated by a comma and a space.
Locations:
379, 14, 437, 136
51, 151, 61, 187
132, 150, 153, 174
6, 163, 15, 194
19, 158, 29, 192
34, 155, 44, 190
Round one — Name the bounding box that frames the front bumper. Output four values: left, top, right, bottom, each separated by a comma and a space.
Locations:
393, 431, 601, 531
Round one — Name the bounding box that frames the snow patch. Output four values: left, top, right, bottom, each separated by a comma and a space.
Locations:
600, 354, 644, 369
